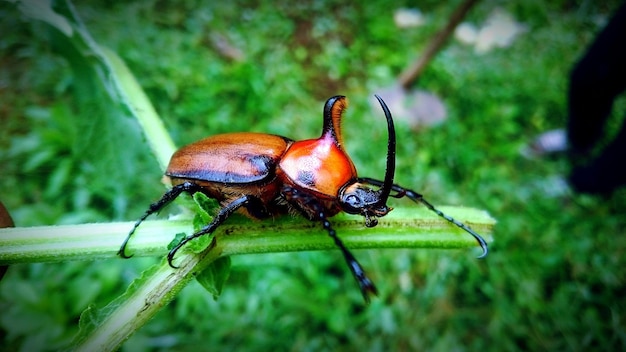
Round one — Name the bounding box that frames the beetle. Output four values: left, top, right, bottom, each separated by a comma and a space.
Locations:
118, 95, 488, 302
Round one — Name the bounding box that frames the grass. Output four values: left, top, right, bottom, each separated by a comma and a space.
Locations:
1, 0, 625, 350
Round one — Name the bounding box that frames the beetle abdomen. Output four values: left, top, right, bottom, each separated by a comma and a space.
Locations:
166, 132, 293, 184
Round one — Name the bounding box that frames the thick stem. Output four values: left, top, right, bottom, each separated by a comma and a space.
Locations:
0, 206, 494, 265
73, 242, 215, 352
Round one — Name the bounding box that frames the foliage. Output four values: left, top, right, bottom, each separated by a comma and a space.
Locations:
1, 0, 625, 351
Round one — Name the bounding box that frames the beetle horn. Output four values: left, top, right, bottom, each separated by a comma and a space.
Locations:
374, 95, 396, 205
323, 95, 348, 148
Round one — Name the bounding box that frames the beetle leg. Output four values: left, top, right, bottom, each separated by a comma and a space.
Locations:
318, 211, 378, 303
167, 195, 253, 268
118, 181, 206, 258
242, 196, 272, 219
357, 177, 489, 258
282, 186, 378, 303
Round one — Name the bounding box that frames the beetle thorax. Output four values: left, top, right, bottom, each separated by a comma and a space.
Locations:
278, 136, 357, 198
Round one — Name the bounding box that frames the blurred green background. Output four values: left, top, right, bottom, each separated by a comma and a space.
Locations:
1, 0, 625, 350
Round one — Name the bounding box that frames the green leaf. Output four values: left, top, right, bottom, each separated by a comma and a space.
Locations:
195, 256, 232, 300
167, 232, 187, 252
191, 192, 218, 227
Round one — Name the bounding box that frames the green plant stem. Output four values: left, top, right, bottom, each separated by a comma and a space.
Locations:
65, 205, 493, 351
73, 247, 210, 352
0, 220, 186, 264
0, 206, 494, 265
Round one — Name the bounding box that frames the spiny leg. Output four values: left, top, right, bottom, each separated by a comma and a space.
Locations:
283, 186, 378, 303
358, 177, 489, 258
118, 181, 206, 258
318, 211, 378, 303
167, 195, 254, 268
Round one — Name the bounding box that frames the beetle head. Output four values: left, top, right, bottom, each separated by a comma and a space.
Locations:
339, 95, 396, 227
339, 183, 392, 227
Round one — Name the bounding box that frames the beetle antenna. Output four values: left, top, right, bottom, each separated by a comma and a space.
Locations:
358, 177, 489, 258
413, 193, 488, 258
374, 95, 396, 206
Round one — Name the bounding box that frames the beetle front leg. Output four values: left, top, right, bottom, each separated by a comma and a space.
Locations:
119, 181, 207, 258
358, 177, 489, 258
167, 195, 255, 268
282, 186, 378, 303
318, 211, 378, 303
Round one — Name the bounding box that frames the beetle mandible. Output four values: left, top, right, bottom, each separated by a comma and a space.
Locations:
118, 95, 488, 302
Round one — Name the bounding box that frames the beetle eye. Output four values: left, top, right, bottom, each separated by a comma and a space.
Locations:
342, 194, 363, 214
345, 194, 361, 207
341, 183, 381, 213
